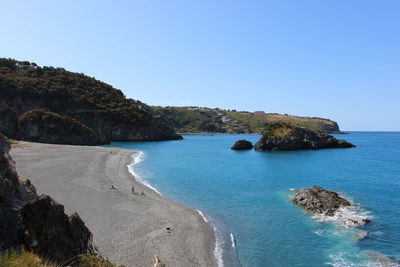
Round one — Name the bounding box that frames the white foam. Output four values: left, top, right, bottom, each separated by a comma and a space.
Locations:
213, 226, 224, 267
230, 233, 236, 248
326, 253, 400, 267
312, 205, 372, 228
127, 151, 163, 197
196, 209, 209, 223
313, 229, 325, 236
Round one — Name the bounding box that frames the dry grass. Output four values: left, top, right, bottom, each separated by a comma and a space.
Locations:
0, 250, 54, 267
0, 251, 125, 267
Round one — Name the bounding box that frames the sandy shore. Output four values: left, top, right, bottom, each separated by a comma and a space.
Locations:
11, 142, 217, 267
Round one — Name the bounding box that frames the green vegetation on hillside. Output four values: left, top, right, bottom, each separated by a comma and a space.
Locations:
153, 106, 340, 134
0, 58, 180, 143
226, 111, 340, 133
0, 58, 150, 124
153, 106, 225, 132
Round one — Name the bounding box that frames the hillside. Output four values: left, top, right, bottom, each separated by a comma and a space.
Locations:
154, 106, 341, 134
0, 58, 181, 144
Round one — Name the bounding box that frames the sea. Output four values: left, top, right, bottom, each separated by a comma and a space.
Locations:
106, 132, 400, 267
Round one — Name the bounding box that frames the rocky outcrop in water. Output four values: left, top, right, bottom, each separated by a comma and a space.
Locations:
291, 186, 371, 226
231, 139, 253, 150
0, 133, 93, 262
292, 186, 351, 216
254, 122, 355, 151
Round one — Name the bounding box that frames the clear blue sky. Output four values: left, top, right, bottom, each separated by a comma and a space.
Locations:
1, 0, 399, 131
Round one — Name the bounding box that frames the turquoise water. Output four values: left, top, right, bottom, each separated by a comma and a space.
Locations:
106, 132, 400, 267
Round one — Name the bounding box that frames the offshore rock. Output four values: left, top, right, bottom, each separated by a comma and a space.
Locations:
231, 139, 253, 150
291, 186, 371, 226
292, 186, 351, 216
254, 122, 355, 151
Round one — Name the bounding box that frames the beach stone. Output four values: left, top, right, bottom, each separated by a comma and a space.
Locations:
231, 139, 253, 150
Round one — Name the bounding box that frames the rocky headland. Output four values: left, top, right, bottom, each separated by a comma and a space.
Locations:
0, 58, 182, 145
254, 122, 355, 151
231, 139, 253, 150
291, 186, 370, 227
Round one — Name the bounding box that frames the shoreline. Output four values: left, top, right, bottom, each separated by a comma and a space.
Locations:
127, 150, 240, 267
11, 141, 218, 267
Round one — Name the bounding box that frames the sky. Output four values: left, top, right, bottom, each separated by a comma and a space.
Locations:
1, 0, 399, 131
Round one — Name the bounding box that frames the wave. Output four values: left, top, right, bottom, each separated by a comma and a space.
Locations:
127, 151, 164, 197
196, 209, 209, 223
195, 209, 224, 267
326, 252, 400, 267
230, 233, 236, 248
213, 226, 224, 267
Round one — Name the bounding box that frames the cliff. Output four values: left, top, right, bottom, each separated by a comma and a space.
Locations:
0, 58, 181, 144
254, 122, 355, 151
18, 109, 102, 145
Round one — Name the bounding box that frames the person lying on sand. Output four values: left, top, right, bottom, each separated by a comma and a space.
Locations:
110, 185, 117, 189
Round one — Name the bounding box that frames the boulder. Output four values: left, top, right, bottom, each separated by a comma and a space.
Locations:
291, 186, 371, 227
231, 139, 253, 150
254, 122, 355, 151
21, 195, 93, 263
291, 186, 351, 216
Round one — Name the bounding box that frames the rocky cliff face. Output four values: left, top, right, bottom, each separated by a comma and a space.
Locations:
18, 109, 103, 145
254, 122, 355, 151
0, 133, 93, 263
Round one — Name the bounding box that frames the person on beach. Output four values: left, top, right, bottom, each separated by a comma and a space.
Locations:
154, 257, 166, 267
131, 185, 135, 194
110, 184, 117, 189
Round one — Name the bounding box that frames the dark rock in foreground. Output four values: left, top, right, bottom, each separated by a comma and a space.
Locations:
0, 133, 93, 262
21, 195, 93, 263
291, 186, 371, 226
231, 139, 253, 150
254, 122, 355, 151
